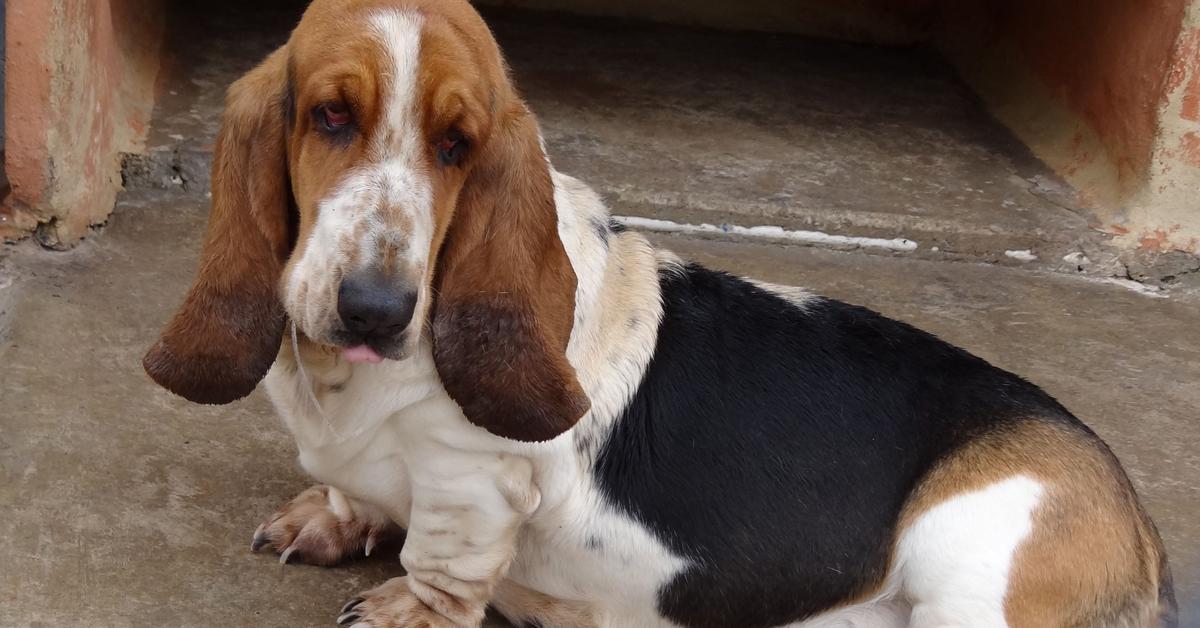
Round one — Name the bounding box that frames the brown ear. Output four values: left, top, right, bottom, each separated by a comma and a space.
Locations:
143, 48, 292, 404
432, 108, 591, 442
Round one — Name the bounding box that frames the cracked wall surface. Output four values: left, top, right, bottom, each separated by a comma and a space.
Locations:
1, 0, 164, 248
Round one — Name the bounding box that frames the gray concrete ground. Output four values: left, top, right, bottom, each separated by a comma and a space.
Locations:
0, 189, 1198, 626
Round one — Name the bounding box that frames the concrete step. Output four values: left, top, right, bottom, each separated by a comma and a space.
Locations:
121, 6, 1165, 282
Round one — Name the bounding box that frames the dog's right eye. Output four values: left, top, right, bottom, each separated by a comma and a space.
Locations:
436, 131, 468, 167
315, 103, 353, 134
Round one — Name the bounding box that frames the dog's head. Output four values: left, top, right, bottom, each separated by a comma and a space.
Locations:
143, 0, 589, 442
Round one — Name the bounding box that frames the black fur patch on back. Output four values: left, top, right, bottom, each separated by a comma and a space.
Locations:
594, 263, 1075, 628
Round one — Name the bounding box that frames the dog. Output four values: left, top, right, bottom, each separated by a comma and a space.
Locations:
143, 0, 1176, 626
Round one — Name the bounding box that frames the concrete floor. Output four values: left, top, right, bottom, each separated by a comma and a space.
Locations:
0, 188, 1197, 626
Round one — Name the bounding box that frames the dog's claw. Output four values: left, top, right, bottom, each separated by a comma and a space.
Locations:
340, 598, 364, 615
336, 612, 362, 626
279, 546, 298, 565
251, 524, 269, 552
253, 485, 396, 567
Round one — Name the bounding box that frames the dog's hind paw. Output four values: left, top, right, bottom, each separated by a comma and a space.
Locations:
336, 577, 466, 628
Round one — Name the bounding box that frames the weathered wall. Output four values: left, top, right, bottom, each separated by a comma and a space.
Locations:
933, 0, 1199, 254
1131, 1, 1200, 253
482, 0, 1200, 256
1, 1, 7, 150
1, 0, 164, 247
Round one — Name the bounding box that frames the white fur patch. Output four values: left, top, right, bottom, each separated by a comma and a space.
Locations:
798, 475, 1045, 628
368, 9, 435, 264
899, 475, 1043, 627
497, 171, 688, 623
282, 10, 433, 348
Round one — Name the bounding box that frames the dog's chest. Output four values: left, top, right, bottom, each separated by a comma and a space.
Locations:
262, 355, 451, 524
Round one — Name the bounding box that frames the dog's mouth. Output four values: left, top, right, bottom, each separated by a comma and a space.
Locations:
290, 322, 402, 364
332, 329, 410, 364
342, 344, 385, 364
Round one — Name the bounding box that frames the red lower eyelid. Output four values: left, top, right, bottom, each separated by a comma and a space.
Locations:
324, 107, 351, 127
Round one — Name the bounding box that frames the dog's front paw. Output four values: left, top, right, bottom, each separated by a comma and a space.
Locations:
336, 577, 463, 628
251, 485, 396, 566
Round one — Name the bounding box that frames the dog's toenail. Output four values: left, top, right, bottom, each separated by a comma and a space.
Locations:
280, 546, 298, 564
251, 527, 269, 552
336, 612, 361, 625
340, 598, 364, 614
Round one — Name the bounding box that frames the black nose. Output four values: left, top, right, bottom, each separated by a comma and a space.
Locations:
337, 273, 418, 338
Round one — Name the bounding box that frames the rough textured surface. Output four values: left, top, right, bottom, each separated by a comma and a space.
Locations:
938, 0, 1189, 213
122, 0, 297, 193
1131, 0, 1200, 254
131, 4, 1116, 271
934, 0, 1200, 256
1, 0, 164, 246
0, 189, 1197, 626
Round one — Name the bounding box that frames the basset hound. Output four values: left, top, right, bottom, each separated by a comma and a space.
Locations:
143, 0, 1176, 626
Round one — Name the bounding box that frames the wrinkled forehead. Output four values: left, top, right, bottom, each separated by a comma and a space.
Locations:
287, 9, 421, 124
287, 2, 497, 141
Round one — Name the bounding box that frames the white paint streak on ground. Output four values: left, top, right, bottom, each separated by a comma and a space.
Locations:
1089, 276, 1169, 299
615, 216, 919, 252
1005, 249, 1038, 262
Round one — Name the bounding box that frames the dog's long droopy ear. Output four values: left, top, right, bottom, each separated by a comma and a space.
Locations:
432, 109, 591, 442
143, 48, 291, 404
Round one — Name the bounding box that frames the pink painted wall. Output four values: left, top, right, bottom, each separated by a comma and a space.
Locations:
933, 0, 1200, 253
935, 0, 1187, 203
1, 0, 164, 246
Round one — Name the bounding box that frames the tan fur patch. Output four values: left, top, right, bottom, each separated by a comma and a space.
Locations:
898, 421, 1171, 628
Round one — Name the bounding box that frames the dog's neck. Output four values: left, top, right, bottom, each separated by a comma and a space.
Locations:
549, 170, 670, 457
272, 169, 667, 456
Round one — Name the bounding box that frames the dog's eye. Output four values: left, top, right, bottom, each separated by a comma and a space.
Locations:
315, 103, 352, 133
436, 133, 467, 167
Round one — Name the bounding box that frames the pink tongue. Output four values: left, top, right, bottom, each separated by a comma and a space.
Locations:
342, 344, 384, 364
